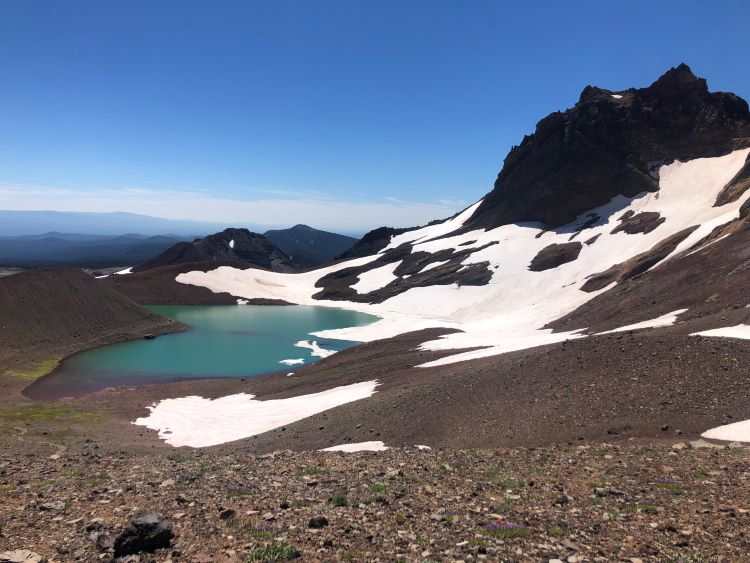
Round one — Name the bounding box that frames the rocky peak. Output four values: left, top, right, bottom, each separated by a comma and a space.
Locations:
465, 65, 750, 231
647, 63, 706, 94
134, 228, 295, 273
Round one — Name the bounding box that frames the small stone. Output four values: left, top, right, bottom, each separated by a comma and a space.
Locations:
86, 518, 105, 531
262, 512, 275, 521
279, 500, 290, 510
95, 533, 114, 551
660, 424, 669, 432
308, 516, 328, 529
40, 501, 65, 511
160, 479, 175, 488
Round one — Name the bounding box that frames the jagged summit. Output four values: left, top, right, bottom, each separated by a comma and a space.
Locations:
464, 64, 750, 231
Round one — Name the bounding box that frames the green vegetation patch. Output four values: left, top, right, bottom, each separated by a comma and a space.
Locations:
295, 465, 329, 477
246, 542, 299, 561
0, 403, 100, 423
4, 358, 61, 380
331, 493, 348, 507
482, 522, 531, 539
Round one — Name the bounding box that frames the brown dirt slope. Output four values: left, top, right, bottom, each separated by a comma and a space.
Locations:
0, 268, 182, 376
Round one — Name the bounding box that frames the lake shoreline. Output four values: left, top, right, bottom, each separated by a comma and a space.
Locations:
20, 304, 378, 401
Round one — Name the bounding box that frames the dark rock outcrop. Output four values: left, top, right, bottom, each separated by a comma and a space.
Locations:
741, 197, 750, 220
580, 227, 697, 292
465, 64, 750, 231
610, 211, 665, 235
133, 228, 295, 273
314, 243, 495, 303
715, 153, 750, 206
529, 242, 583, 272
113, 510, 173, 557
336, 227, 413, 260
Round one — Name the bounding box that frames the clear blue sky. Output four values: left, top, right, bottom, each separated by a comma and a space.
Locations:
1, 0, 749, 232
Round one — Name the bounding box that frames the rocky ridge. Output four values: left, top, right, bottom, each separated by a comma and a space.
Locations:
134, 229, 295, 274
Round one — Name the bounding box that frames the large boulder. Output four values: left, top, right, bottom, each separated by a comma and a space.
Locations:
113, 510, 174, 557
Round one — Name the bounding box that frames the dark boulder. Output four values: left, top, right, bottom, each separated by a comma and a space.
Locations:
113, 510, 173, 557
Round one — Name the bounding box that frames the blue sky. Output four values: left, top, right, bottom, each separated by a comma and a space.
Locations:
1, 0, 749, 232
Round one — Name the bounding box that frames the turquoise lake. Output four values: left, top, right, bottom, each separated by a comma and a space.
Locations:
24, 305, 377, 400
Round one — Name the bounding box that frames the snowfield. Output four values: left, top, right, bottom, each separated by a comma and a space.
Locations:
691, 324, 750, 340
133, 380, 379, 447
139, 149, 750, 447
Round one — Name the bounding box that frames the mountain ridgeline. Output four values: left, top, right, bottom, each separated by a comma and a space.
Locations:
133, 228, 296, 273
263, 224, 357, 267
131, 225, 359, 273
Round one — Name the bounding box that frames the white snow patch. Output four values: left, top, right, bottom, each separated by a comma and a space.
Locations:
229, 239, 235, 249
237, 298, 248, 305
611, 94, 623, 99
415, 444, 432, 450
286, 372, 294, 377
279, 358, 305, 366
134, 380, 379, 447
295, 339, 336, 358
702, 420, 750, 443
115, 267, 133, 275
598, 308, 688, 334
320, 441, 389, 452
350, 262, 400, 294
691, 324, 750, 340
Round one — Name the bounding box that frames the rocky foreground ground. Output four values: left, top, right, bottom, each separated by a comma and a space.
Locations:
1, 440, 749, 562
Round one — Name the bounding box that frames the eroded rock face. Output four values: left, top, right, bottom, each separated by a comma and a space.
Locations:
336, 227, 413, 260
580, 227, 697, 292
529, 242, 582, 272
113, 510, 173, 557
715, 153, 750, 206
465, 64, 750, 231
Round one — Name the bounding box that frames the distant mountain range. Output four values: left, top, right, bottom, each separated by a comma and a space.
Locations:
0, 223, 359, 270
0, 232, 186, 268
0, 210, 230, 237
264, 224, 357, 267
